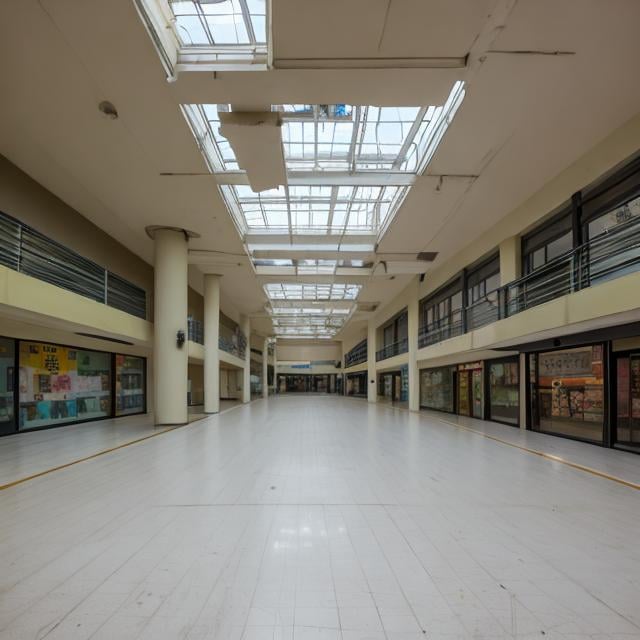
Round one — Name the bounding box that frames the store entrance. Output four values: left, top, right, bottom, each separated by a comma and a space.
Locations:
614, 353, 640, 450
0, 338, 16, 435
457, 365, 483, 418
379, 371, 402, 404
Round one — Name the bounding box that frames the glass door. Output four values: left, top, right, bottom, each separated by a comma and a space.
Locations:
472, 368, 483, 418
458, 370, 471, 416
0, 338, 16, 435
615, 354, 640, 449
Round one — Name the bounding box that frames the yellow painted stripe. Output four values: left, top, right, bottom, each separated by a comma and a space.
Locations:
432, 415, 640, 491
0, 401, 253, 492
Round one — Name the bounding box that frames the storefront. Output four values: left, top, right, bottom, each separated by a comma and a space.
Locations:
0, 337, 147, 436
457, 361, 484, 418
277, 373, 340, 393
345, 371, 367, 397
487, 357, 520, 426
419, 365, 456, 413
529, 344, 605, 444
613, 351, 640, 451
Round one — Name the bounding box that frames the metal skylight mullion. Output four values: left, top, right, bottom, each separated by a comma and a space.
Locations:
198, 105, 226, 170
313, 105, 319, 170
354, 107, 369, 171
285, 185, 293, 239
392, 106, 428, 170
326, 186, 337, 235
194, 2, 217, 46
347, 107, 362, 174
237, 0, 257, 45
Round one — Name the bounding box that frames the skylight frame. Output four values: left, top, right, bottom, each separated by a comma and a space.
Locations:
168, 0, 266, 48
264, 283, 362, 302
184, 82, 464, 176
220, 183, 408, 236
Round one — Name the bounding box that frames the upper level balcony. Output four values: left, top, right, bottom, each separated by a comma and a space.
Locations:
344, 339, 367, 368
419, 212, 640, 348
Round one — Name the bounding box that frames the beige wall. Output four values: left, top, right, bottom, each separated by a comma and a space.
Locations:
220, 367, 241, 399
0, 155, 154, 312
188, 363, 204, 405
276, 341, 341, 362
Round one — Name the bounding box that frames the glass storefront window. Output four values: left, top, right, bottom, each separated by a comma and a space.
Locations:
615, 354, 640, 449
0, 338, 16, 435
419, 366, 455, 412
115, 355, 145, 416
488, 359, 519, 426
457, 362, 483, 418
532, 344, 605, 443
19, 342, 112, 430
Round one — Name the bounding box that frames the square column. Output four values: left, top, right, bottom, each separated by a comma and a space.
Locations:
408, 278, 420, 411
499, 236, 522, 285
367, 321, 377, 403
152, 228, 189, 425
204, 274, 220, 414
241, 315, 251, 403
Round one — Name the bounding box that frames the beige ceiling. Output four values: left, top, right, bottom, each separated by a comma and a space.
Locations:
1, 0, 640, 341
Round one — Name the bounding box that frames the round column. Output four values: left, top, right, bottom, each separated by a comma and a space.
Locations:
204, 274, 220, 414
153, 228, 189, 425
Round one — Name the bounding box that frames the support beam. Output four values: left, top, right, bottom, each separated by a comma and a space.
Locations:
204, 274, 220, 414
152, 228, 189, 425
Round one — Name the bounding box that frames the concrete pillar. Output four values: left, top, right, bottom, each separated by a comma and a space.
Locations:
519, 352, 527, 430
408, 279, 420, 411
153, 228, 188, 425
273, 340, 278, 393
499, 236, 522, 286
241, 315, 251, 403
262, 337, 269, 399
203, 274, 220, 414
367, 321, 377, 403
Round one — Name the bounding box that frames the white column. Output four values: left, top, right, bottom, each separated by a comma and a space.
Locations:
204, 274, 220, 414
153, 228, 188, 425
273, 340, 278, 393
408, 279, 420, 411
241, 315, 251, 403
499, 236, 522, 285
262, 337, 269, 399
367, 320, 377, 403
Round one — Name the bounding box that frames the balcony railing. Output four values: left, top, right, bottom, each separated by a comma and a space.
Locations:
418, 213, 640, 348
0, 210, 147, 319
219, 323, 246, 359
345, 339, 367, 368
376, 338, 408, 361
187, 316, 204, 344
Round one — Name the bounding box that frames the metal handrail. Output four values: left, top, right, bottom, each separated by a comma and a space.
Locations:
0, 210, 147, 319
345, 339, 367, 367
376, 337, 408, 361
418, 213, 640, 348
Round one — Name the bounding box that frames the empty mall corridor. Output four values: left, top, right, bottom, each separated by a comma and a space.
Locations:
1, 396, 639, 640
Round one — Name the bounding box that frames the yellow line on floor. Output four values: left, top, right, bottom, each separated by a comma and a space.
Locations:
0, 402, 253, 492
431, 414, 640, 491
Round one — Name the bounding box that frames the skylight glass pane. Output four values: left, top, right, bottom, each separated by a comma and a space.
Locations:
264, 283, 361, 301
168, 0, 266, 46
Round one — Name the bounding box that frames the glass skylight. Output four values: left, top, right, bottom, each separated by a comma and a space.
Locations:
264, 283, 361, 301
183, 82, 464, 175
168, 0, 266, 47
221, 184, 406, 234
270, 307, 350, 338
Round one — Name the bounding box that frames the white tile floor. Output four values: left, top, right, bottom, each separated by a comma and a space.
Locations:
1, 395, 639, 639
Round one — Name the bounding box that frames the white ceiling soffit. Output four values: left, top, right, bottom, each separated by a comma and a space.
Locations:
218, 111, 287, 192
272, 0, 494, 64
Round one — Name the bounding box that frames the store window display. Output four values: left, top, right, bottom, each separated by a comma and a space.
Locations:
458, 362, 483, 418
19, 341, 112, 430
115, 355, 146, 416
488, 358, 519, 426
614, 354, 640, 449
419, 366, 455, 412
531, 344, 605, 443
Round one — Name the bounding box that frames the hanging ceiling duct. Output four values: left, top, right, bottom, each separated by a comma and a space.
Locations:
218, 111, 287, 192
